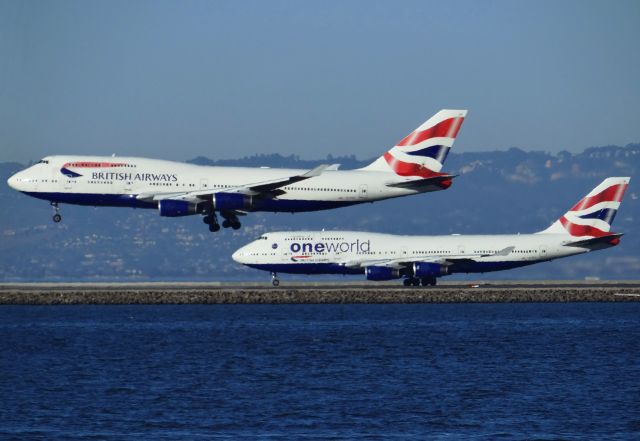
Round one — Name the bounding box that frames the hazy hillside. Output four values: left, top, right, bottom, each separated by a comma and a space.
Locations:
1, 144, 638, 282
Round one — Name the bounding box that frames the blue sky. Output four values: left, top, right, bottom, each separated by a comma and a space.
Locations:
1, 0, 639, 163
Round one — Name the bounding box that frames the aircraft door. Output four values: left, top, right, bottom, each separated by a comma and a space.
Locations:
538, 245, 548, 258
52, 168, 65, 191
457, 244, 466, 256
359, 184, 368, 199
200, 178, 208, 190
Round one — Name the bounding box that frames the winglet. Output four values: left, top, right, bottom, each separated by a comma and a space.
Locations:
301, 164, 330, 178
485, 246, 515, 257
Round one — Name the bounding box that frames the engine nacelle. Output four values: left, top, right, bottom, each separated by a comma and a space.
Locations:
212, 193, 253, 211
413, 262, 448, 278
365, 266, 401, 281
158, 200, 199, 217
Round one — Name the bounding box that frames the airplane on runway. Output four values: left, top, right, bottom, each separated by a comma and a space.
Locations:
7, 109, 467, 232
232, 177, 630, 286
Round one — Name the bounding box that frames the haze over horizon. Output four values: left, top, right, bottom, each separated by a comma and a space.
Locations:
1, 0, 639, 164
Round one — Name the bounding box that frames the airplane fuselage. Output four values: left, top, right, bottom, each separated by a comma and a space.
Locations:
8, 155, 444, 213
233, 231, 609, 278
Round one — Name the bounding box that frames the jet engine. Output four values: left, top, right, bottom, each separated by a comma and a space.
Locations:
365, 266, 401, 281
413, 262, 448, 278
158, 200, 200, 217
212, 193, 254, 211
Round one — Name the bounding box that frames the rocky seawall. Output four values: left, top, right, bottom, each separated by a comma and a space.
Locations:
1, 284, 639, 304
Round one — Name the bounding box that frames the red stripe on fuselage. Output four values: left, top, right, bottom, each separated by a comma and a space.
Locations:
396, 117, 464, 147
570, 184, 628, 211
63, 162, 129, 168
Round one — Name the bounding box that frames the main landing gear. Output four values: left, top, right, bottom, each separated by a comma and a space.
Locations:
51, 202, 62, 223
271, 272, 280, 287
221, 212, 241, 230
203, 213, 220, 232
202, 212, 241, 233
403, 277, 437, 287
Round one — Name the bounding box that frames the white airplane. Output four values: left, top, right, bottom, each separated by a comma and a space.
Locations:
233, 177, 630, 285
7, 109, 466, 232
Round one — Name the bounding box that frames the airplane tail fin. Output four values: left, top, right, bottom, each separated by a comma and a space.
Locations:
538, 177, 630, 238
359, 109, 467, 178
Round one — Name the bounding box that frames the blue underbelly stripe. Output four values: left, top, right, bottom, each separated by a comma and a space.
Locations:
21, 191, 362, 212
245, 260, 540, 276
22, 192, 156, 208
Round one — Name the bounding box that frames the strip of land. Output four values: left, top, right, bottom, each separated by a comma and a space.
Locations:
1, 281, 639, 304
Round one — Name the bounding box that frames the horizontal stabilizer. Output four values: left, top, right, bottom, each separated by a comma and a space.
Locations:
565, 233, 623, 248
386, 174, 457, 189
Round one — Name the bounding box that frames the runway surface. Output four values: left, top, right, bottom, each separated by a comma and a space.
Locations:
1, 281, 639, 304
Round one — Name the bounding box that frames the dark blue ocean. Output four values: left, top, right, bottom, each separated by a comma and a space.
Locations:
1, 304, 639, 440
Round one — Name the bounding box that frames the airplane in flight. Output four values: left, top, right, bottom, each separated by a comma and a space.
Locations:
233, 177, 630, 285
7, 109, 466, 232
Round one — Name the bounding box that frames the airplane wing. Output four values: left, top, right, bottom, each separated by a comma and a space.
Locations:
341, 246, 515, 269
342, 255, 454, 270
136, 164, 330, 203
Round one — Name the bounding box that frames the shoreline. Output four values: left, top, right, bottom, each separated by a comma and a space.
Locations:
1, 282, 639, 304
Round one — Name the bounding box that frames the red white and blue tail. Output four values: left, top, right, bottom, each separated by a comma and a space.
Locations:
539, 177, 630, 238
360, 109, 467, 178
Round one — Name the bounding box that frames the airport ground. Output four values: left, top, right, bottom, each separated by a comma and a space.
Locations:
1, 280, 639, 304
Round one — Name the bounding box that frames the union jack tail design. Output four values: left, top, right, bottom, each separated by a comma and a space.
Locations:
539, 177, 631, 237
360, 109, 467, 178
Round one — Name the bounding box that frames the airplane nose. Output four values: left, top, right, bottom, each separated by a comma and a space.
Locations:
7, 173, 18, 190
232, 245, 252, 264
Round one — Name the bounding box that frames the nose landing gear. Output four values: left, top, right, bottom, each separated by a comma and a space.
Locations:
51, 202, 62, 223
271, 272, 280, 287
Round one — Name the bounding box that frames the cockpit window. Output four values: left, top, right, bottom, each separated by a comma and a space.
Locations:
37, 159, 49, 164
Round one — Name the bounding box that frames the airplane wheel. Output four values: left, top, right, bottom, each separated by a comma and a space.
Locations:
222, 219, 231, 228
209, 223, 220, 232
403, 279, 411, 287
231, 222, 241, 230
272, 279, 280, 287
203, 216, 211, 225
53, 214, 62, 223
412, 278, 420, 287
420, 277, 436, 286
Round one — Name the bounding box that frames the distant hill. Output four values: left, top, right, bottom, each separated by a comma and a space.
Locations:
1, 144, 638, 282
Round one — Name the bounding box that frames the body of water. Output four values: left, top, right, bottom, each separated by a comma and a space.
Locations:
1, 303, 639, 439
